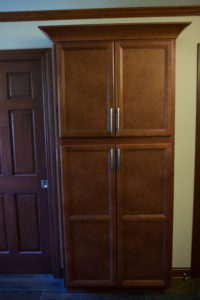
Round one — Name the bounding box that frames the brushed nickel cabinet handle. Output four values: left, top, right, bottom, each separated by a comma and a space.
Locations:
110, 108, 113, 134
117, 108, 120, 133
118, 148, 120, 173
110, 148, 114, 173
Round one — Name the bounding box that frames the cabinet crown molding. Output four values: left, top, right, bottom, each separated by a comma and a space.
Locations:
39, 22, 190, 42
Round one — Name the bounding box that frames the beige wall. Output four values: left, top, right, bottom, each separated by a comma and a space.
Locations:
0, 15, 199, 268
1, 0, 200, 11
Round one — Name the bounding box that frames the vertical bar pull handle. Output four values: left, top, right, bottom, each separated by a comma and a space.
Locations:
110, 149, 114, 173
118, 148, 120, 173
117, 108, 120, 133
110, 108, 113, 134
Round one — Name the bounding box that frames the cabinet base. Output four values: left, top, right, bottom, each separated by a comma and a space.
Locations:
65, 285, 169, 293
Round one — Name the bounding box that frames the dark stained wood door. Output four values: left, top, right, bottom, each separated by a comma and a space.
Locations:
115, 40, 175, 137
117, 144, 173, 287
56, 41, 115, 138
60, 145, 117, 287
0, 58, 52, 273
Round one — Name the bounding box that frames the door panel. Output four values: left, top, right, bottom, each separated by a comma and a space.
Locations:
15, 194, 40, 252
70, 222, 112, 281
122, 220, 164, 281
7, 72, 33, 100
56, 41, 115, 137
117, 144, 173, 287
0, 59, 51, 273
60, 145, 116, 287
115, 40, 174, 136
0, 195, 7, 252
10, 110, 36, 174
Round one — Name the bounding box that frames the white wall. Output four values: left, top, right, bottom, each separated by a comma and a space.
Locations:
0, 15, 199, 268
0, 0, 200, 11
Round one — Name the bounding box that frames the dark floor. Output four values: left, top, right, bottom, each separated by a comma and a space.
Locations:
0, 275, 199, 300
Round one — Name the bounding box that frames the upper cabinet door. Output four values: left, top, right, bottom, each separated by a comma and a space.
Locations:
115, 40, 175, 137
56, 41, 115, 137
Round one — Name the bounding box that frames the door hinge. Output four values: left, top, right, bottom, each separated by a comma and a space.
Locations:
41, 180, 48, 189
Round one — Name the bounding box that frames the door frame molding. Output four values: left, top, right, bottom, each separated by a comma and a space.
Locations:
191, 44, 200, 277
41, 49, 61, 278
0, 49, 61, 277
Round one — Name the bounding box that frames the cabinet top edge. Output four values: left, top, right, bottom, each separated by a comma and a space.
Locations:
39, 22, 190, 42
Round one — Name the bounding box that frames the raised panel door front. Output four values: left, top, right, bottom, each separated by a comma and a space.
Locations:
117, 144, 173, 287
56, 41, 115, 137
115, 40, 175, 137
60, 145, 116, 287
0, 58, 51, 273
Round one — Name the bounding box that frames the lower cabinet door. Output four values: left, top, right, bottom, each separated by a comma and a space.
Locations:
117, 144, 173, 288
60, 144, 117, 287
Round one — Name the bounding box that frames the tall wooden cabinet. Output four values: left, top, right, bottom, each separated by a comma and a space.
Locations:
40, 23, 189, 289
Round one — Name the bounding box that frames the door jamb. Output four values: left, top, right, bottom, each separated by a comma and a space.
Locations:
41, 49, 62, 278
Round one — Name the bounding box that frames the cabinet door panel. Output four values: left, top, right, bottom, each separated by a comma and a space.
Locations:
117, 144, 173, 287
122, 220, 164, 281
60, 145, 116, 287
56, 41, 115, 137
115, 40, 174, 136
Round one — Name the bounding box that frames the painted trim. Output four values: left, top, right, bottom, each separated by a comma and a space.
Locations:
0, 6, 200, 22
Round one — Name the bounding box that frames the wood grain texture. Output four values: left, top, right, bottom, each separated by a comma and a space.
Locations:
56, 41, 114, 137
40, 23, 190, 42
192, 44, 200, 278
60, 145, 117, 287
58, 137, 174, 145
115, 39, 175, 137
10, 110, 36, 174
15, 194, 40, 252
0, 6, 199, 22
52, 26, 178, 139
117, 144, 173, 287
0, 50, 52, 274
7, 72, 32, 99
52, 23, 177, 289
0, 195, 8, 252
41, 49, 62, 278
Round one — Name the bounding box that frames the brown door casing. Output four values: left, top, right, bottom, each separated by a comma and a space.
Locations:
0, 50, 59, 274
